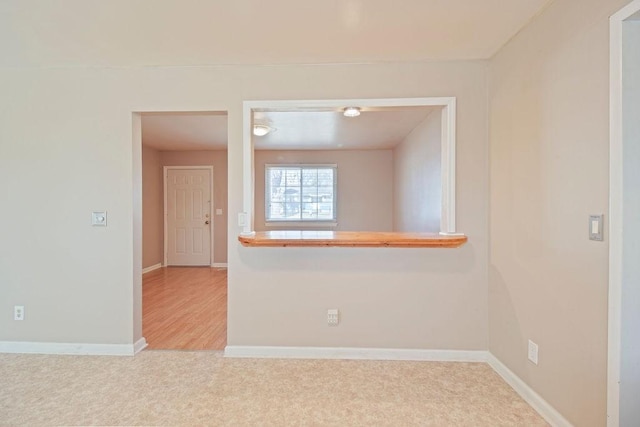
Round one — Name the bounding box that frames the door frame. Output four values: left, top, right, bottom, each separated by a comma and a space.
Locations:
163, 165, 215, 267
609, 1, 640, 425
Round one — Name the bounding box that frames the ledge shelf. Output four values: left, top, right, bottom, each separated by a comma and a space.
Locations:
238, 231, 467, 248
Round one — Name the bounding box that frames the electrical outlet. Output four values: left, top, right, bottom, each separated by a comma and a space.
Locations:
528, 339, 539, 365
327, 309, 339, 326
14, 305, 24, 321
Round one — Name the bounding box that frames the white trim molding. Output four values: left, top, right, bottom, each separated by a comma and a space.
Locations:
242, 97, 458, 236
142, 263, 162, 274
224, 345, 487, 362
487, 354, 572, 427
212, 263, 228, 268
133, 337, 148, 354
609, 2, 640, 426
0, 338, 148, 356
224, 346, 572, 424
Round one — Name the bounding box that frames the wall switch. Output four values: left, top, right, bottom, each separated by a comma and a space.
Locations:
327, 309, 339, 326
528, 339, 539, 365
92, 211, 107, 226
589, 214, 603, 241
14, 305, 24, 321
216, 209, 223, 216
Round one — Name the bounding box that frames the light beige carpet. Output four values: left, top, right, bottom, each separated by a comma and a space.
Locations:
0, 350, 548, 426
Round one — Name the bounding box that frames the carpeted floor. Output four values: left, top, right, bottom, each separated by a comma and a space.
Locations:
0, 350, 548, 426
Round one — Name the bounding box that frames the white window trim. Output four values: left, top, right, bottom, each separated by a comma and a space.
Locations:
241, 97, 458, 236
264, 164, 337, 224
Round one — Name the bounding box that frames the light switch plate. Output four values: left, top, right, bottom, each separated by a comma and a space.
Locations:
589, 214, 603, 241
92, 211, 107, 226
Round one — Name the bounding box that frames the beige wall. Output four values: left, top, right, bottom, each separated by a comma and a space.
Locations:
159, 150, 228, 265
0, 59, 489, 350
254, 150, 393, 232
4, 2, 639, 424
393, 110, 442, 233
488, 0, 631, 425
142, 145, 163, 268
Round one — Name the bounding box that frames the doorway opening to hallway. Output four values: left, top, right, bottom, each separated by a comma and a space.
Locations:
139, 111, 229, 350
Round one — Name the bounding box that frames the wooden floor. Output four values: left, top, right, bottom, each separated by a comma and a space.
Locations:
142, 267, 227, 350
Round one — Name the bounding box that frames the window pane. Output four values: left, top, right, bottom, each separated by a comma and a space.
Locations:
317, 187, 333, 199
302, 169, 318, 186
267, 202, 285, 220
284, 169, 300, 187
266, 166, 335, 222
283, 187, 300, 219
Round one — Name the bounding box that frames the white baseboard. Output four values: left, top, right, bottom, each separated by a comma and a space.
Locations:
133, 337, 148, 354
487, 353, 572, 427
0, 338, 147, 356
223, 346, 570, 425
224, 345, 488, 362
142, 263, 162, 274
212, 263, 228, 268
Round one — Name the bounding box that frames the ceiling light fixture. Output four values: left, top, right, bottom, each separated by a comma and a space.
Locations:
253, 124, 273, 136
343, 107, 361, 117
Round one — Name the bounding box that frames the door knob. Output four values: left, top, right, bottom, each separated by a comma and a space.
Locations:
205, 220, 210, 225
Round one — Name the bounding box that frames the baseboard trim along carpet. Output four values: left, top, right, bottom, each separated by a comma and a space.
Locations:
487, 354, 573, 427
0, 340, 571, 425
0, 338, 148, 356
224, 346, 573, 427
224, 345, 488, 362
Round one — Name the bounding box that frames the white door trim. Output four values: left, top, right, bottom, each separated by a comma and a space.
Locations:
609, 2, 640, 425
163, 166, 215, 267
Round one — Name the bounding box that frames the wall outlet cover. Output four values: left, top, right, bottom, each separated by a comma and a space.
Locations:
14, 305, 25, 321
327, 309, 339, 326
92, 211, 107, 226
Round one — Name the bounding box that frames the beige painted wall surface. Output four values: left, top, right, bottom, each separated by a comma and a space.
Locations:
160, 150, 228, 265
142, 145, 163, 268
254, 150, 393, 232
393, 110, 442, 233
488, 0, 631, 425
0, 60, 488, 350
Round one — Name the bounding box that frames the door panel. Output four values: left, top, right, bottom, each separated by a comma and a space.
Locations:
166, 169, 211, 266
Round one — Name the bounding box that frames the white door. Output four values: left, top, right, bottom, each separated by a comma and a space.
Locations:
166, 168, 211, 266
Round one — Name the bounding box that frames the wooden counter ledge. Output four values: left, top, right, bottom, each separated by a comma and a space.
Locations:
238, 231, 467, 248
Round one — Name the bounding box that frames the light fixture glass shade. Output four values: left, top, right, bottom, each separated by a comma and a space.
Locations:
343, 107, 361, 117
253, 124, 272, 136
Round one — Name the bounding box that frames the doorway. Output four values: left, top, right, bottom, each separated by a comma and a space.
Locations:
136, 111, 229, 351
609, 2, 640, 425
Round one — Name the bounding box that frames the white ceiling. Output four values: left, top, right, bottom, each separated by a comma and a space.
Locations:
40, 1, 552, 151
0, 0, 552, 67
142, 112, 228, 151
140, 107, 436, 151
254, 107, 438, 150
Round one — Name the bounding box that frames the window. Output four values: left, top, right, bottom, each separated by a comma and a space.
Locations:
265, 165, 337, 222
